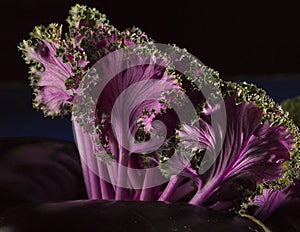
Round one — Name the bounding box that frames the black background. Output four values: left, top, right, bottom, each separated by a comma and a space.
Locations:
1, 0, 299, 83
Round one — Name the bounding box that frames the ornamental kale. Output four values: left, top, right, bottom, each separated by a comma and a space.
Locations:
159, 96, 293, 206
252, 188, 292, 221
19, 4, 300, 225
20, 24, 79, 116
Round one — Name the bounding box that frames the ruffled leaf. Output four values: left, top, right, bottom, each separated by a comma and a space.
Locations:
95, 52, 180, 157
219, 80, 300, 187
174, 96, 294, 205
252, 188, 292, 221
19, 24, 76, 117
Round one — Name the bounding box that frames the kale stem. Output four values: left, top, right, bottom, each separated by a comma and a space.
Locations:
84, 137, 101, 199
189, 178, 219, 205
73, 120, 93, 198
158, 175, 183, 201
139, 172, 156, 201
169, 180, 195, 201
133, 190, 141, 200
99, 178, 114, 199
98, 160, 115, 199
128, 156, 143, 191
115, 145, 129, 200
73, 120, 102, 199
107, 132, 119, 192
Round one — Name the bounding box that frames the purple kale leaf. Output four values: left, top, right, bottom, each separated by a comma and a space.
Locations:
160, 96, 294, 206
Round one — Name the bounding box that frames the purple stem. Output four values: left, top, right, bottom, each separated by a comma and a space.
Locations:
189, 177, 219, 205
89, 170, 102, 199
133, 190, 141, 200
81, 163, 93, 198
139, 171, 156, 201
106, 132, 119, 192
188, 135, 254, 205
84, 136, 101, 199
73, 121, 93, 198
73, 121, 101, 199
189, 134, 256, 205
127, 157, 144, 192
97, 160, 115, 199
169, 180, 195, 201
115, 145, 129, 200
107, 163, 117, 191
129, 156, 142, 200
158, 175, 183, 202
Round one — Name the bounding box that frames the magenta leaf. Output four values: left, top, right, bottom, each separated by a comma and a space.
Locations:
175, 96, 294, 205
19, 24, 78, 116
252, 188, 292, 221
